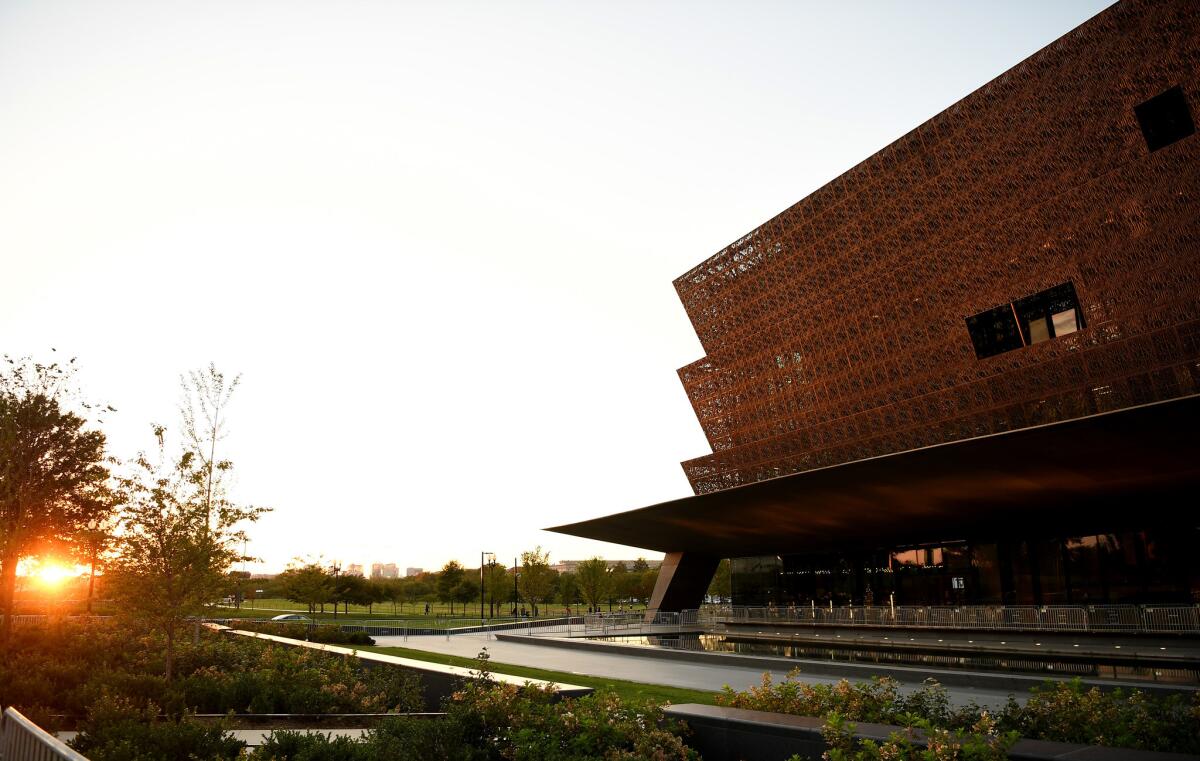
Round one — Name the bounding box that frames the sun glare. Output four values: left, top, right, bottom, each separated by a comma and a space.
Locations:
18, 559, 83, 589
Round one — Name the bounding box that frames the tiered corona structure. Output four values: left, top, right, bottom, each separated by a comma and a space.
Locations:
551, 0, 1200, 610
675, 0, 1199, 495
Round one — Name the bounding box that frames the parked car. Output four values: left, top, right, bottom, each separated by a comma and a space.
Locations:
270, 613, 312, 622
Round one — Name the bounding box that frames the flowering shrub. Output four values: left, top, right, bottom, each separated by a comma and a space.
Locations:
720, 669, 1200, 755
717, 671, 982, 731
996, 678, 1200, 754
251, 650, 697, 761
817, 711, 1015, 761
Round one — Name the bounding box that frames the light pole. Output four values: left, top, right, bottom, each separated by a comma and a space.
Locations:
513, 556, 520, 619
480, 551, 494, 621
84, 518, 102, 615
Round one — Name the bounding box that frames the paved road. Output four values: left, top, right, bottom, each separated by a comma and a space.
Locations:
372, 632, 1026, 708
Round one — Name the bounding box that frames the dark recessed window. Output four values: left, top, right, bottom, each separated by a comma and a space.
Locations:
966, 304, 1023, 359
966, 281, 1084, 360
1134, 86, 1195, 152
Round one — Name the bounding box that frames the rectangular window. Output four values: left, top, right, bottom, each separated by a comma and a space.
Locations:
965, 304, 1024, 359
1134, 86, 1195, 152
966, 281, 1084, 359
1028, 316, 1051, 344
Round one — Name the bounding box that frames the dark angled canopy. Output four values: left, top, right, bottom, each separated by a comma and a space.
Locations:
548, 394, 1200, 557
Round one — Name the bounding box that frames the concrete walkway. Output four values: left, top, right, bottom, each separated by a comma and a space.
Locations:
372, 632, 1025, 708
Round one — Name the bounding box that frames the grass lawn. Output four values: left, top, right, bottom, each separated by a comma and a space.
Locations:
363, 644, 718, 706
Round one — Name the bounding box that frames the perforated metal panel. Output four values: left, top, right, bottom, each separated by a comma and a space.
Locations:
675, 0, 1200, 495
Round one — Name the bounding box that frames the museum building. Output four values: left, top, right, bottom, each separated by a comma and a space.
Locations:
551, 0, 1200, 610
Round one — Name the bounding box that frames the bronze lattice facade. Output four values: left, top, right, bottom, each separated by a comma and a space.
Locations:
676, 0, 1200, 496
550, 0, 1200, 610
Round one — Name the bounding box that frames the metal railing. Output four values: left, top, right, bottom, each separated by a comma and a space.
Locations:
218, 604, 1200, 642
0, 616, 110, 628
718, 604, 1200, 633
1, 708, 90, 761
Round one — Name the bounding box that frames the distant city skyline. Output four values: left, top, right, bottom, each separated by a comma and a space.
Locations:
0, 0, 1113, 573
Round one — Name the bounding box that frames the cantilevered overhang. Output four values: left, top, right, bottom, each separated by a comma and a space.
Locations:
548, 394, 1200, 557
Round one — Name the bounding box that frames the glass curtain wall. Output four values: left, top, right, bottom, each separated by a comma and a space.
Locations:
729, 527, 1198, 607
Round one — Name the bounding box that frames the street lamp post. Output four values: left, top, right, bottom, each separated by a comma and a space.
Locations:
85, 518, 101, 615
480, 551, 494, 621
513, 556, 520, 620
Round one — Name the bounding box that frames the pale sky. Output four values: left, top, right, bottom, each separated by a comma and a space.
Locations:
1, 1, 1112, 574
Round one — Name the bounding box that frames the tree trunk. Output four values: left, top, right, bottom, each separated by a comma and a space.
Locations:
165, 623, 175, 681
0, 547, 20, 644
86, 552, 97, 615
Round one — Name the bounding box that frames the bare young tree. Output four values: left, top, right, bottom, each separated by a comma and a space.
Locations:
179, 364, 240, 533
108, 365, 267, 679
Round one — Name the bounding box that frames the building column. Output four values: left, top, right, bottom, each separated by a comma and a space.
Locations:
647, 551, 720, 614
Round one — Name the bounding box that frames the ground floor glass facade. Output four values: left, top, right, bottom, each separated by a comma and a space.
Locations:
730, 526, 1200, 607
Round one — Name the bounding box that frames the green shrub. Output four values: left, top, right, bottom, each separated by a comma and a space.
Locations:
0, 620, 418, 721
235, 621, 376, 646
69, 695, 245, 761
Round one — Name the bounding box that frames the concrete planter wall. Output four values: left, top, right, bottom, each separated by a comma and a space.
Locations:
664, 704, 1200, 761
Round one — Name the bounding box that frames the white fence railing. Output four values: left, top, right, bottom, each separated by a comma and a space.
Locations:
0, 708, 89, 761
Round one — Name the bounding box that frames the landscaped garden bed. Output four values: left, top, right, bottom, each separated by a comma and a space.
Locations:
3, 619, 1199, 760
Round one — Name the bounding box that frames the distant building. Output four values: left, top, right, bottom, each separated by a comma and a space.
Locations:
405, 567, 423, 577
345, 563, 364, 577
370, 563, 400, 579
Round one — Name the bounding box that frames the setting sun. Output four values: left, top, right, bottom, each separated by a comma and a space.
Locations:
16, 558, 85, 589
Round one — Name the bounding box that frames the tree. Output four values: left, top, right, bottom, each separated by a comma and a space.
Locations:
107, 428, 267, 680
342, 574, 377, 614
0, 355, 112, 642
634, 567, 658, 605
279, 562, 332, 615
576, 557, 611, 612
517, 547, 555, 617
178, 364, 239, 533
438, 560, 465, 615
483, 561, 508, 618
707, 558, 732, 603
452, 577, 478, 616
225, 570, 253, 609
609, 562, 629, 610
383, 578, 409, 614
107, 366, 267, 680
558, 572, 580, 613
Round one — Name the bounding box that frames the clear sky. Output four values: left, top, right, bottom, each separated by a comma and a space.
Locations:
1, 1, 1113, 574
